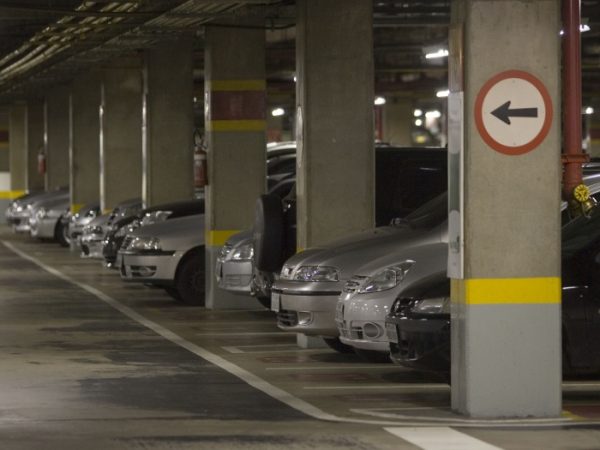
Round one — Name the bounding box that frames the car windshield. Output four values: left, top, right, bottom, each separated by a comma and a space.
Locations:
396, 191, 448, 230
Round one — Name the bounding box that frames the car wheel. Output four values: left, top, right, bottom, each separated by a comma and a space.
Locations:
164, 286, 182, 302
55, 220, 71, 247
354, 348, 391, 363
323, 337, 355, 354
175, 249, 205, 306
253, 194, 284, 272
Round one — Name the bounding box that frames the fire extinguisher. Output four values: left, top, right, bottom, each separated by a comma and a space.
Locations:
37, 147, 46, 175
194, 146, 207, 188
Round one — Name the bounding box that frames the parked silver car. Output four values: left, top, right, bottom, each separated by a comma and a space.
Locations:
65, 203, 100, 246
270, 193, 448, 352
80, 214, 112, 258
28, 193, 70, 241
6, 188, 67, 233
216, 230, 254, 295
119, 214, 205, 305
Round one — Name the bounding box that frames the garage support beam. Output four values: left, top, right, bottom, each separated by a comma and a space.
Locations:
26, 99, 45, 191
70, 72, 101, 214
9, 103, 27, 193
204, 22, 266, 309
45, 85, 70, 191
295, 0, 375, 249
449, 0, 561, 418
142, 39, 194, 207
99, 57, 143, 212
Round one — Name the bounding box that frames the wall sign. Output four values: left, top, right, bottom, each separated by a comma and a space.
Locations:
474, 70, 552, 156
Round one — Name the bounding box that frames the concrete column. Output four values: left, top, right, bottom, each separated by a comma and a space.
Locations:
450, 0, 561, 418
296, 0, 375, 249
26, 100, 45, 191
99, 57, 143, 212
45, 85, 70, 190
9, 104, 27, 192
70, 72, 101, 213
143, 39, 194, 207
204, 23, 266, 309
383, 98, 413, 146
0, 108, 11, 210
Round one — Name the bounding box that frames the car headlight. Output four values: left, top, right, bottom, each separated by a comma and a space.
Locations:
140, 210, 171, 226
36, 207, 47, 219
230, 243, 253, 261
293, 266, 339, 282
219, 243, 233, 259
127, 236, 161, 252
115, 220, 139, 238
83, 225, 104, 235
279, 264, 295, 280
358, 261, 415, 294
411, 296, 451, 315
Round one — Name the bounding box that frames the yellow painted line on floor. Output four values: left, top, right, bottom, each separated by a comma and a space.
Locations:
206, 229, 241, 247
451, 277, 561, 305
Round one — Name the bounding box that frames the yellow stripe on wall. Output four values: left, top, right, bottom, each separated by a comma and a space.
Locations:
207, 230, 242, 247
451, 277, 561, 305
207, 120, 267, 132
211, 80, 266, 91
0, 190, 26, 199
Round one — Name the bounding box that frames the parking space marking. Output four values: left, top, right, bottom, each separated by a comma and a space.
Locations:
8, 240, 600, 429
384, 427, 503, 450
196, 332, 288, 336
222, 343, 312, 354
266, 366, 395, 371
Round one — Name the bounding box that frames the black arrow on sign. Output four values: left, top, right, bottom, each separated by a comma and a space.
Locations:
491, 101, 538, 125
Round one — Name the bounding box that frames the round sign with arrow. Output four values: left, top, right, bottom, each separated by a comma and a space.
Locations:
474, 70, 553, 156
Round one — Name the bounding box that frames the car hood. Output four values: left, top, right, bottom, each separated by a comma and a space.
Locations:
31, 194, 70, 211
283, 223, 447, 281
131, 214, 205, 250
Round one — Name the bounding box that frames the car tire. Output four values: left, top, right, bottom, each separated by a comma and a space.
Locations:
323, 337, 355, 354
253, 194, 284, 273
175, 248, 205, 306
354, 348, 391, 363
55, 220, 70, 247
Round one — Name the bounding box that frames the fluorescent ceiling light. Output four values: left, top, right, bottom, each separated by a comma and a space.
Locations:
413, 109, 423, 117
271, 108, 285, 117
415, 119, 423, 127
436, 89, 450, 98
425, 49, 449, 59
584, 106, 594, 115
374, 96, 386, 106
425, 110, 442, 119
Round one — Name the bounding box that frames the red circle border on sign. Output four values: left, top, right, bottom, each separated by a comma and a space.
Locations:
474, 70, 553, 156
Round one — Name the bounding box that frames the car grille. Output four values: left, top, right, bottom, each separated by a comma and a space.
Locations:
277, 309, 298, 327
343, 275, 368, 294
121, 235, 134, 251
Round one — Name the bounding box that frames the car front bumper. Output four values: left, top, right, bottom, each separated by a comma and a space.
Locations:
120, 251, 181, 284
271, 281, 341, 336
80, 236, 105, 259
386, 315, 450, 373
216, 259, 253, 295
30, 217, 59, 239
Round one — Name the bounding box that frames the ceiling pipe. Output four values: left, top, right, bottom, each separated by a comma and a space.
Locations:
562, 0, 592, 214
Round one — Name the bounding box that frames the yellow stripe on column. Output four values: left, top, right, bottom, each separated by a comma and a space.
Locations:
71, 204, 84, 214
207, 230, 242, 247
207, 120, 266, 132
211, 80, 266, 91
451, 277, 561, 305
0, 190, 26, 199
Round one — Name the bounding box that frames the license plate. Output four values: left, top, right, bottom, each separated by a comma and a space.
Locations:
271, 292, 281, 312
386, 323, 399, 343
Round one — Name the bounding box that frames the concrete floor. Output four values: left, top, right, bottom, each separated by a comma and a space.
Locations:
2, 227, 600, 449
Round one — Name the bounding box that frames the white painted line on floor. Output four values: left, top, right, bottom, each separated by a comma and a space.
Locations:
385, 427, 503, 450
196, 332, 288, 336
4, 240, 596, 429
304, 384, 449, 391
266, 366, 396, 371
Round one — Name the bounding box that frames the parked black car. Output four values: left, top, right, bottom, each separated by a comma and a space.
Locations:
252, 146, 448, 301
386, 203, 600, 377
